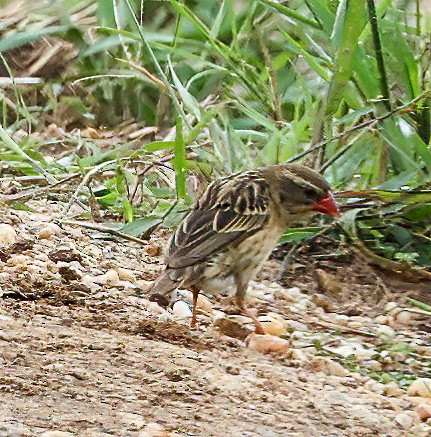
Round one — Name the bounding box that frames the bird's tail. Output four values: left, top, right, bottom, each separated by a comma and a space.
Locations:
149, 272, 178, 294
147, 271, 179, 307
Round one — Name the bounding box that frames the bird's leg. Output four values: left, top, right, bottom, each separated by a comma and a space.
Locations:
190, 287, 200, 327
234, 276, 266, 335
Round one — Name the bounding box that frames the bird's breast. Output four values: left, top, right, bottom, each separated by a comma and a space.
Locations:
196, 221, 286, 295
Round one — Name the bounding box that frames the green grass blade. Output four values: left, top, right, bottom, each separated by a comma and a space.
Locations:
173, 117, 187, 199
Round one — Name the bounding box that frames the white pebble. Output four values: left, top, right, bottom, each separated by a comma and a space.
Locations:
117, 268, 136, 282
326, 343, 376, 359
385, 301, 399, 312
324, 358, 349, 377
82, 275, 100, 291
146, 301, 167, 316
8, 254, 30, 266
395, 310, 414, 325
0, 224, 16, 246
38, 223, 62, 239
375, 324, 396, 337
94, 269, 120, 286
394, 412, 414, 430
172, 301, 192, 319
408, 378, 431, 397
291, 348, 309, 362
139, 422, 173, 437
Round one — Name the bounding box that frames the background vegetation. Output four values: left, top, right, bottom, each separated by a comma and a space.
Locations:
1, 0, 431, 278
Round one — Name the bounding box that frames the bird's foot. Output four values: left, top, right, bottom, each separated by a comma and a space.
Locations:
253, 321, 266, 335
240, 306, 266, 335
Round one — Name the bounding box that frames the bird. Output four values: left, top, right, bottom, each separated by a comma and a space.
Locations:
149, 163, 340, 334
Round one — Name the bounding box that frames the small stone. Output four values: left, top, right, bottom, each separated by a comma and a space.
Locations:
172, 301, 192, 319
415, 404, 431, 421
139, 422, 174, 437
325, 392, 351, 406
38, 223, 62, 239
291, 349, 309, 363
247, 333, 290, 355
8, 254, 30, 266
146, 301, 167, 316
196, 294, 213, 314
365, 381, 385, 395
395, 412, 414, 430
324, 358, 349, 377
368, 360, 382, 371
374, 315, 388, 324
395, 310, 414, 325
408, 379, 431, 397
117, 268, 136, 282
309, 357, 349, 377
137, 279, 153, 290
226, 365, 240, 375
93, 269, 120, 286
375, 324, 396, 337
277, 287, 302, 302
384, 382, 403, 397
385, 301, 399, 312
81, 275, 101, 292
326, 343, 375, 359
0, 224, 16, 246
258, 316, 287, 337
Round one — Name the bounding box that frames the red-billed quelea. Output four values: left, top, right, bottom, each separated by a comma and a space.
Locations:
149, 163, 340, 333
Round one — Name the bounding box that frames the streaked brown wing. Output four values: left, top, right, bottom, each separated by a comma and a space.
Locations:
166, 173, 270, 269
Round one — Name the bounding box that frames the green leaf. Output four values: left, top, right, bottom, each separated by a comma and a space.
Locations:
325, 0, 368, 115
173, 117, 187, 199
258, 0, 320, 28
0, 25, 70, 52
168, 56, 202, 121
144, 141, 176, 153
280, 227, 324, 243
120, 217, 162, 236
122, 198, 134, 223
388, 224, 412, 246
305, 0, 335, 35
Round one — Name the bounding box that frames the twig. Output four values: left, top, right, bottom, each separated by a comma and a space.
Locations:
0, 173, 81, 204
116, 59, 166, 91
62, 160, 118, 216
320, 129, 368, 172
312, 318, 377, 338
398, 308, 431, 317
61, 220, 149, 245
288, 92, 431, 163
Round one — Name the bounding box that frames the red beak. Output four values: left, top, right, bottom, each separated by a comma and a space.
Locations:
312, 192, 340, 217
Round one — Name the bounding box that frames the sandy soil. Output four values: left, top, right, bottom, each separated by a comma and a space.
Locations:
0, 201, 430, 437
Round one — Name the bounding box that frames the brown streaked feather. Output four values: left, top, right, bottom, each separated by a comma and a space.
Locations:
280, 164, 330, 192
147, 270, 178, 295
166, 173, 270, 269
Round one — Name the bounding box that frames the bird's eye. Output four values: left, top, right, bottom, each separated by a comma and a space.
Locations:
303, 187, 317, 197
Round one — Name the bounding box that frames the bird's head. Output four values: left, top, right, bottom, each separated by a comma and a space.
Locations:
261, 163, 340, 218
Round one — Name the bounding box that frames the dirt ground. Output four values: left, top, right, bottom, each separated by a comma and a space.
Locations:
0, 201, 431, 437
